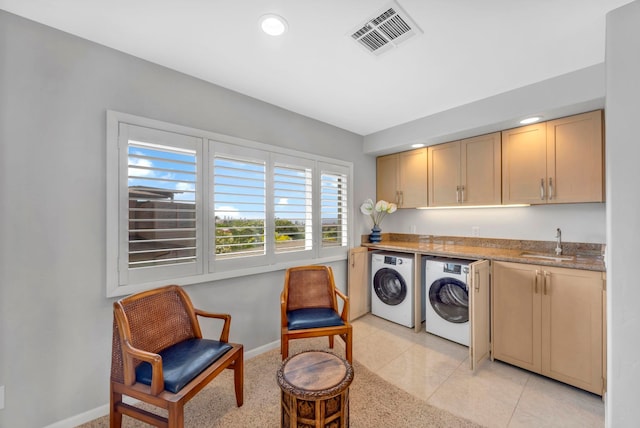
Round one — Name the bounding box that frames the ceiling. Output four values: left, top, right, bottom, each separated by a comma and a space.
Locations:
0, 0, 633, 136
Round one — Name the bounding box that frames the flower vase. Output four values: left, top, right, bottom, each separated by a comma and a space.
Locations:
369, 225, 382, 243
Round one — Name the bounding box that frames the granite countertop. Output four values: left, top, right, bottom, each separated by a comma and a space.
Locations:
361, 233, 606, 272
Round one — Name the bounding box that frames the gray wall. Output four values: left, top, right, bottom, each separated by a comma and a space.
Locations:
0, 11, 375, 428
605, 1, 640, 426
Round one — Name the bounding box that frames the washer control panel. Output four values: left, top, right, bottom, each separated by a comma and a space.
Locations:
384, 255, 403, 265
442, 263, 470, 275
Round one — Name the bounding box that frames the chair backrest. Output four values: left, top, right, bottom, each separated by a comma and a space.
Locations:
284, 266, 338, 312
111, 285, 201, 383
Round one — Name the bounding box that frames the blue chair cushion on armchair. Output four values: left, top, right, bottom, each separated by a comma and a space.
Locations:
135, 338, 233, 393
287, 307, 345, 330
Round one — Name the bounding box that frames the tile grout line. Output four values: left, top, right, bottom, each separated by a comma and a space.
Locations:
505, 373, 531, 427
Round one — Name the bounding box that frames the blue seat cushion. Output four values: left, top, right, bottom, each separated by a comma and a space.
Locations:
287, 307, 345, 331
135, 338, 233, 393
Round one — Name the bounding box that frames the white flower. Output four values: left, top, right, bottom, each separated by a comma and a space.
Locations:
375, 200, 388, 213
360, 199, 397, 226
360, 198, 374, 215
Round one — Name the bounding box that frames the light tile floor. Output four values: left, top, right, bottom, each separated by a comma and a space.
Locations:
344, 314, 604, 428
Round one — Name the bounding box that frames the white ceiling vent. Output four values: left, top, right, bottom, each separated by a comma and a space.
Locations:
350, 1, 422, 55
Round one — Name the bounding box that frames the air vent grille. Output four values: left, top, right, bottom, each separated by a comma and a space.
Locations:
350, 2, 422, 55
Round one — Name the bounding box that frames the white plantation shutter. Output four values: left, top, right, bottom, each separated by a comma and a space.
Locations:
273, 155, 314, 259
319, 163, 349, 253
212, 143, 267, 269
118, 123, 203, 286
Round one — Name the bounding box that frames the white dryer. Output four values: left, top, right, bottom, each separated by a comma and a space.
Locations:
371, 252, 422, 328
423, 257, 473, 346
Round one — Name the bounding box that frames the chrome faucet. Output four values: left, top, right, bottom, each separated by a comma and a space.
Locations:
555, 228, 562, 255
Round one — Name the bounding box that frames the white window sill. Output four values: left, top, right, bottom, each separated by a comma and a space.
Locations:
107, 254, 348, 298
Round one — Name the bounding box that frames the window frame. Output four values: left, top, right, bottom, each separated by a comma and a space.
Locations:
106, 111, 353, 297
118, 123, 204, 285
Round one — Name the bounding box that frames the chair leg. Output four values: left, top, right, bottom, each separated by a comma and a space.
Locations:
281, 336, 289, 360
345, 332, 353, 364
109, 384, 122, 428
234, 351, 244, 407
167, 402, 184, 428
328, 335, 335, 349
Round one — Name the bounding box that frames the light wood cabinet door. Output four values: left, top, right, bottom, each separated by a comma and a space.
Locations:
376, 154, 399, 204
492, 261, 605, 395
540, 266, 604, 394
470, 260, 491, 371
461, 132, 502, 205
398, 148, 428, 208
428, 141, 460, 206
376, 148, 428, 208
546, 110, 604, 203
492, 261, 542, 373
348, 247, 370, 321
429, 133, 501, 207
501, 123, 548, 204
502, 110, 604, 205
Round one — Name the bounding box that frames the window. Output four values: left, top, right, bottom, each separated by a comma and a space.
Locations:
320, 164, 349, 252
274, 164, 312, 254
213, 155, 266, 260
211, 143, 269, 271
107, 111, 352, 296
128, 141, 198, 268
273, 154, 315, 261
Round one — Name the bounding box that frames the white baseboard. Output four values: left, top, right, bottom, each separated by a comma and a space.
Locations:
43, 340, 280, 428
244, 340, 280, 360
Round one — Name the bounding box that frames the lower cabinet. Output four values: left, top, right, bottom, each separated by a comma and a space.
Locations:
492, 261, 605, 395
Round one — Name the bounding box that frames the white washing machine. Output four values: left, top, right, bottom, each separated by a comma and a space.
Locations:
423, 257, 473, 346
371, 252, 422, 328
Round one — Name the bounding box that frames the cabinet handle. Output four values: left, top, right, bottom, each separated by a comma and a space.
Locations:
544, 271, 550, 295
548, 177, 554, 200
475, 270, 480, 292
456, 186, 460, 203
461, 185, 465, 203
534, 270, 540, 293
540, 178, 545, 200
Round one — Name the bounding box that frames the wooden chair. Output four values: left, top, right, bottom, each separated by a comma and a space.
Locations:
110, 285, 243, 428
280, 265, 353, 363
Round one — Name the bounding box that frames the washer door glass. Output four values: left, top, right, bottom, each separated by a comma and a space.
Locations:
373, 268, 407, 306
429, 277, 469, 323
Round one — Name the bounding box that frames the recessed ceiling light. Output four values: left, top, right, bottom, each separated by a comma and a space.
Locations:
520, 116, 542, 125
411, 143, 425, 148
259, 14, 288, 36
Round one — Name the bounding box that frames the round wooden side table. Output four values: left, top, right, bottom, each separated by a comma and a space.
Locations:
277, 350, 354, 428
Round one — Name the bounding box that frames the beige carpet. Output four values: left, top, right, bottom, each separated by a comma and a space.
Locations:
80, 344, 482, 428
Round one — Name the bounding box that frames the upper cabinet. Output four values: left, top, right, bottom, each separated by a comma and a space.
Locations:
502, 110, 604, 204
376, 110, 604, 209
428, 132, 501, 207
376, 148, 428, 208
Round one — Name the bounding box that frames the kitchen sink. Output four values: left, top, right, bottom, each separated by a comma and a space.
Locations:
520, 252, 575, 262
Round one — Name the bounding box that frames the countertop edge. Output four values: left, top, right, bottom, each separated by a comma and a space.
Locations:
361, 241, 605, 272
